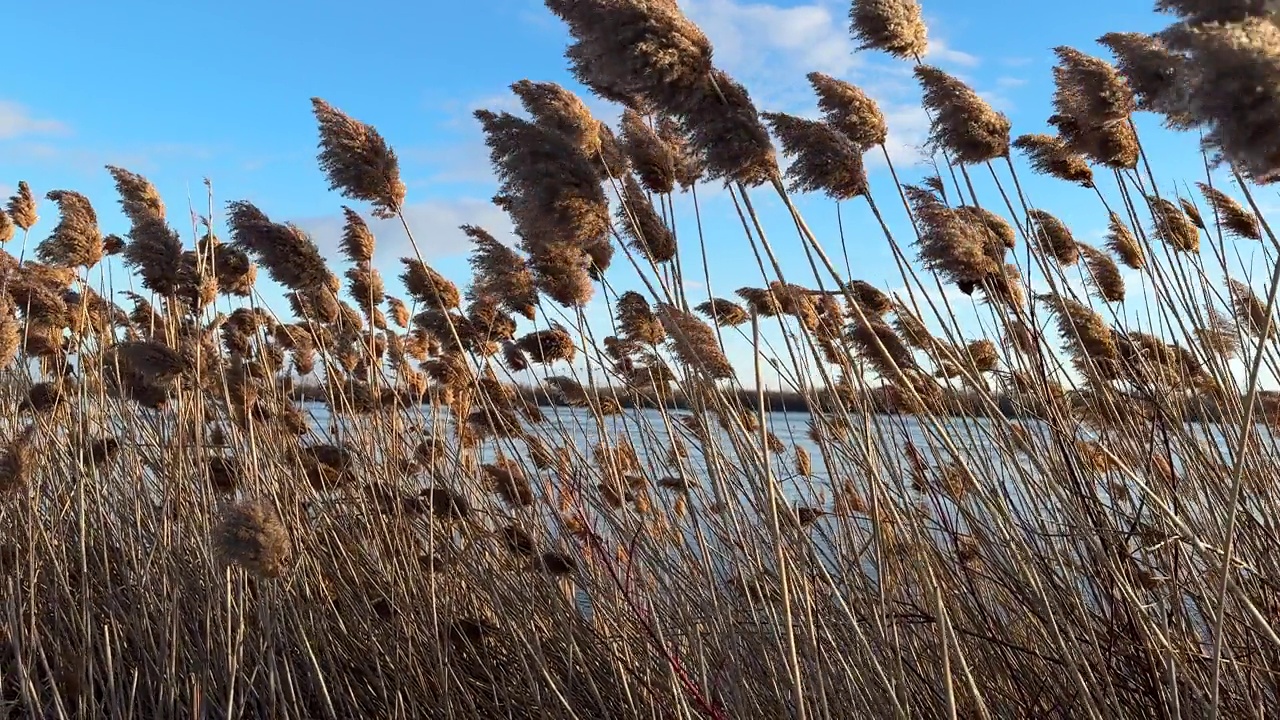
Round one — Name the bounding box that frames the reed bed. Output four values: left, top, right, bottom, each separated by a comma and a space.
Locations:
3, 0, 1280, 717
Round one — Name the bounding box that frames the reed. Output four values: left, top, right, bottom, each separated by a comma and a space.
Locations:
4, 0, 1280, 717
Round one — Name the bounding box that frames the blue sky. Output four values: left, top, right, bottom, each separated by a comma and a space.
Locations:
0, 0, 1262, 389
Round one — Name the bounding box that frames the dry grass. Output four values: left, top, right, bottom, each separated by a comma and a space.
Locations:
3, 1, 1280, 718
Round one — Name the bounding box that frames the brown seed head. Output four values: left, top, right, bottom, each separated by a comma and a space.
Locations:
849, 0, 928, 59
1027, 209, 1080, 265
966, 339, 1000, 373
0, 211, 12, 244
548, 0, 714, 113
658, 302, 734, 379
848, 317, 915, 380
1155, 0, 1274, 24
1180, 198, 1206, 229
675, 70, 778, 187
1147, 196, 1200, 252
617, 175, 678, 262
1159, 18, 1280, 183
311, 98, 405, 218
516, 324, 577, 364
1105, 212, 1145, 269
763, 112, 867, 200
213, 498, 293, 579
695, 298, 749, 327
38, 190, 103, 268
400, 258, 460, 310
0, 426, 36, 495
1228, 278, 1273, 338
916, 65, 1011, 164
1197, 183, 1261, 240
1098, 32, 1195, 129
226, 200, 330, 291
1012, 134, 1094, 186
907, 186, 1004, 291
1041, 294, 1122, 381
656, 116, 704, 189
484, 459, 534, 507
339, 206, 376, 264
620, 109, 677, 194
387, 297, 411, 328
616, 291, 666, 345
5, 182, 38, 231
1078, 243, 1126, 302
807, 72, 888, 151
1048, 47, 1139, 170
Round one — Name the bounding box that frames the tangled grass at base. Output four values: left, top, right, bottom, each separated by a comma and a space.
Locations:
5, 0, 1280, 717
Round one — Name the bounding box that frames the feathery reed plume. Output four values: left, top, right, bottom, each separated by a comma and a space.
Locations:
226, 200, 329, 291
1156, 0, 1273, 26
400, 258, 460, 309
620, 109, 676, 194
6, 182, 38, 231
511, 80, 610, 162
547, 0, 713, 112
108, 340, 189, 386
345, 265, 385, 316
387, 297, 411, 328
1012, 134, 1094, 186
102, 233, 124, 255
540, 551, 577, 576
20, 381, 66, 414
1196, 182, 1261, 240
485, 459, 534, 507
1027, 209, 1080, 265
849, 0, 928, 58
339, 206, 375, 264
675, 69, 778, 186
501, 341, 530, 373
762, 112, 867, 200
1160, 18, 1280, 182
966, 339, 999, 372
1098, 32, 1195, 129
1041, 294, 1121, 380
696, 298, 750, 327
476, 109, 612, 288
38, 190, 103, 268
311, 98, 405, 218
1049, 47, 1139, 169
958, 206, 1016, 250
616, 291, 666, 345
501, 525, 537, 557
207, 456, 240, 495
1079, 243, 1126, 302
213, 498, 293, 579
526, 242, 596, 308
737, 286, 782, 316
1228, 278, 1273, 337
0, 426, 35, 495
107, 166, 188, 295
656, 116, 704, 189
617, 174, 678, 262
1104, 212, 1145, 269
845, 281, 893, 317
907, 186, 1003, 291
0, 304, 18, 370
1180, 198, 1206, 230
848, 317, 915, 379
658, 302, 734, 379
916, 66, 1011, 164
1198, 305, 1241, 357
1147, 196, 1200, 252
516, 325, 576, 364
0, 211, 12, 245
807, 72, 887, 152
893, 305, 935, 350
794, 446, 812, 477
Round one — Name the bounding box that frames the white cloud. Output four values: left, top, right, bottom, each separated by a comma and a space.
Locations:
0, 101, 69, 140
925, 38, 979, 68
294, 198, 515, 266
